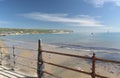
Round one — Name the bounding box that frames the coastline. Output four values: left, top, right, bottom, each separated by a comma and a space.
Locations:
0, 39, 120, 78
0, 28, 73, 36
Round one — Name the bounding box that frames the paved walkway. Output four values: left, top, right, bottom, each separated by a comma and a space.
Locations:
0, 66, 37, 78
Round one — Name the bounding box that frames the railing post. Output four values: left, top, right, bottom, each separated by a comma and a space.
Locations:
0, 47, 2, 65
37, 40, 44, 78
91, 53, 96, 78
12, 46, 15, 71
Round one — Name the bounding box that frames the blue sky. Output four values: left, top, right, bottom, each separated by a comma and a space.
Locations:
0, 0, 120, 32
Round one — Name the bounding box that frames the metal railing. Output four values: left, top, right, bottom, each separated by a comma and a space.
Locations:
37, 40, 120, 78
0, 46, 38, 77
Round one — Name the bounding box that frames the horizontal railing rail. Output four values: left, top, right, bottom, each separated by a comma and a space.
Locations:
16, 47, 38, 51
0, 46, 38, 74
42, 50, 120, 64
42, 50, 92, 59
43, 61, 108, 78
41, 51, 110, 78
96, 57, 120, 64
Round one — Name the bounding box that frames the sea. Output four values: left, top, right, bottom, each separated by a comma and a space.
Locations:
0, 32, 120, 60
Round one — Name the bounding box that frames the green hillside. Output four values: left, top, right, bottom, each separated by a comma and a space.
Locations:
0, 28, 73, 36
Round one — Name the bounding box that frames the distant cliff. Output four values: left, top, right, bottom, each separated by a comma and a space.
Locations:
0, 28, 73, 36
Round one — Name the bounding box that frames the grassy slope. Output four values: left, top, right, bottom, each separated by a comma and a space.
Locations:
0, 28, 73, 34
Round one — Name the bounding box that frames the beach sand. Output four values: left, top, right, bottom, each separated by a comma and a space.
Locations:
0, 40, 10, 66
0, 40, 120, 78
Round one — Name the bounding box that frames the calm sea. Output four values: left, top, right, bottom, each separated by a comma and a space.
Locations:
0, 32, 120, 60
1, 32, 120, 49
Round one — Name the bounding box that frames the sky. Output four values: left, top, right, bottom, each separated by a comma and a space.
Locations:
0, 0, 120, 33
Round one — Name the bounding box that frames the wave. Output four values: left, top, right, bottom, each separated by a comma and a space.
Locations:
0, 37, 37, 50
51, 43, 120, 52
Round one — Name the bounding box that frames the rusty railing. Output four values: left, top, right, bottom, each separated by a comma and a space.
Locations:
37, 40, 120, 78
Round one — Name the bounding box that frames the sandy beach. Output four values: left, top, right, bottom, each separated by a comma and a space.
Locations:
0, 40, 120, 78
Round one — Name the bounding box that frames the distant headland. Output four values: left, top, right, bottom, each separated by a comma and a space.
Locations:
0, 28, 73, 36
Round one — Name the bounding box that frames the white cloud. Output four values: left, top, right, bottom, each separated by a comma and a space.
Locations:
21, 12, 104, 27
85, 0, 120, 7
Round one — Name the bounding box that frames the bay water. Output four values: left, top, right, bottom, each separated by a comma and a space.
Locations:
0, 32, 120, 60
1, 32, 120, 49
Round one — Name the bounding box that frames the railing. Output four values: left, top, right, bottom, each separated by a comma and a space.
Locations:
0, 46, 38, 77
37, 40, 120, 78
0, 40, 120, 78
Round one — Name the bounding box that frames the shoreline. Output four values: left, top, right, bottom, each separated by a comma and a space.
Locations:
0, 28, 73, 36
1, 37, 120, 61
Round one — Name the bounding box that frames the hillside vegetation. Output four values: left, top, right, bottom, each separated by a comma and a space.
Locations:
0, 28, 73, 36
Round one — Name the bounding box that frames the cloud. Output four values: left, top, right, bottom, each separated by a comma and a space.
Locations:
21, 12, 104, 27
85, 0, 120, 7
